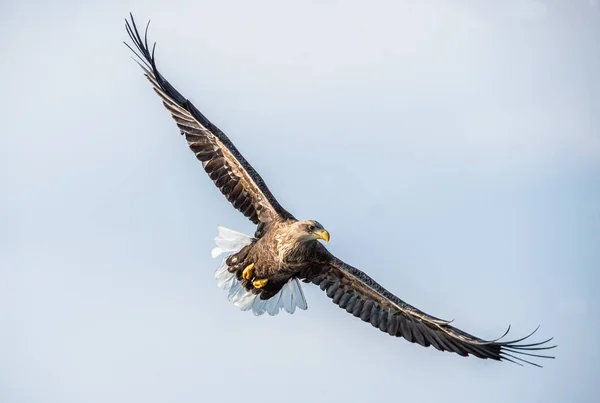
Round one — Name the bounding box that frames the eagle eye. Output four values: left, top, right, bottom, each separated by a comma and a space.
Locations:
308, 224, 315, 231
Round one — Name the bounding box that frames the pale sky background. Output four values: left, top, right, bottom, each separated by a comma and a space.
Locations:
1, 0, 599, 402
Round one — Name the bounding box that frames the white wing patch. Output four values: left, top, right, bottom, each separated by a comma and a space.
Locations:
212, 226, 308, 316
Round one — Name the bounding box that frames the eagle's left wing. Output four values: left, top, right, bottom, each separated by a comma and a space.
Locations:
124, 15, 294, 225
300, 255, 556, 367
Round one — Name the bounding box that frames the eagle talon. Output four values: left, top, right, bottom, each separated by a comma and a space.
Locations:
242, 263, 255, 280
252, 278, 269, 289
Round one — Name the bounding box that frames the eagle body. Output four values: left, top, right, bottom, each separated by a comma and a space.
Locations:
125, 14, 556, 367
225, 219, 330, 300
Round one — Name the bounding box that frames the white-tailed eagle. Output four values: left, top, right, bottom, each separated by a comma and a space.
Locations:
125, 14, 556, 367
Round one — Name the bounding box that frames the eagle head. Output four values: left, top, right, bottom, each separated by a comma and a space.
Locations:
295, 220, 330, 243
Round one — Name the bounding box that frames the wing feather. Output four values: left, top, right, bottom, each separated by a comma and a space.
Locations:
124, 14, 293, 225
300, 255, 556, 367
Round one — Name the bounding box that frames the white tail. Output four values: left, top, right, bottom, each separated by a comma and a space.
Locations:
212, 226, 308, 316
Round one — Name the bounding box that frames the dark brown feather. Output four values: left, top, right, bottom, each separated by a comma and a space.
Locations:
125, 14, 294, 227
300, 252, 556, 367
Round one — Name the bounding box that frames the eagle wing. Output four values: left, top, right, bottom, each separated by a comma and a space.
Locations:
300, 254, 556, 367
125, 15, 294, 225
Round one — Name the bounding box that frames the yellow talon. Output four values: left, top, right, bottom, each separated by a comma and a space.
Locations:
252, 278, 269, 289
242, 263, 255, 280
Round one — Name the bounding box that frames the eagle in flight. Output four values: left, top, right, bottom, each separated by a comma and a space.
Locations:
125, 14, 556, 367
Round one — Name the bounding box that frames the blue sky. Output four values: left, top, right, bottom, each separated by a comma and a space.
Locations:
1, 1, 599, 402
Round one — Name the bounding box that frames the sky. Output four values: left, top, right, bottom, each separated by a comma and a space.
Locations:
1, 0, 599, 402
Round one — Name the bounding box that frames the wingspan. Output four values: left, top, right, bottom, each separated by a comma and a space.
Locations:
300, 255, 556, 367
124, 14, 294, 225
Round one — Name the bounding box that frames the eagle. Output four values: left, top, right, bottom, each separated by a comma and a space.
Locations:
124, 14, 556, 367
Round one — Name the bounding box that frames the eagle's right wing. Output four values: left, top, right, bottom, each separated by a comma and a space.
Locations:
300, 254, 556, 367
125, 15, 294, 225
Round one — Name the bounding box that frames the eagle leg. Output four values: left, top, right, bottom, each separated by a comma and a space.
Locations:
242, 263, 255, 280
252, 278, 269, 288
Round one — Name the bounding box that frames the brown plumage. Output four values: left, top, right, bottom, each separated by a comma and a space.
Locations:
125, 14, 556, 367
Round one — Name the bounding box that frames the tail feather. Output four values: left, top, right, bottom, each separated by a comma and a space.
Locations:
265, 292, 283, 316
211, 226, 253, 258
212, 226, 308, 316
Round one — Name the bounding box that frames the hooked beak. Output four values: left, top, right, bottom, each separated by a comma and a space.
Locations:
313, 228, 330, 243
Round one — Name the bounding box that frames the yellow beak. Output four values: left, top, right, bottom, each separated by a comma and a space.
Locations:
313, 228, 330, 243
